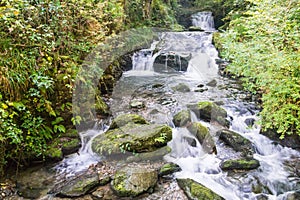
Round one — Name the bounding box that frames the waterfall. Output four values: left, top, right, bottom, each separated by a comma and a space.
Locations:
191, 11, 215, 32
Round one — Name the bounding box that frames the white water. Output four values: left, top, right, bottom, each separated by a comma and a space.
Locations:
54, 122, 108, 178
191, 11, 215, 32
51, 12, 300, 199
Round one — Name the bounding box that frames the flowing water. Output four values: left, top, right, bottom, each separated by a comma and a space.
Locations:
15, 12, 299, 199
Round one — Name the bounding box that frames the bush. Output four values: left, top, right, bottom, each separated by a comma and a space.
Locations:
218, 0, 300, 138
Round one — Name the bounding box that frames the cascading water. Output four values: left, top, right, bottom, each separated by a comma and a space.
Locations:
191, 11, 215, 32
17, 11, 298, 200
54, 121, 108, 177
113, 11, 300, 199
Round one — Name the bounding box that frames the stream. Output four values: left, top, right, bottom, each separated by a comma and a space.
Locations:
13, 11, 300, 200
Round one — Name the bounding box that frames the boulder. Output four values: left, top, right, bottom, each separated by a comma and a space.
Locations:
129, 100, 145, 109
159, 163, 181, 176
111, 165, 158, 197
206, 79, 217, 87
218, 129, 254, 157
173, 110, 191, 127
177, 178, 224, 200
187, 122, 216, 154
260, 129, 300, 150
220, 158, 260, 170
51, 171, 99, 197
109, 114, 148, 130
172, 83, 191, 93
187, 101, 229, 127
92, 123, 172, 157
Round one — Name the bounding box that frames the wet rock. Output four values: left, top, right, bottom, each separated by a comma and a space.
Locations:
177, 178, 224, 200
129, 100, 145, 109
172, 83, 191, 93
109, 114, 148, 130
286, 190, 300, 200
92, 123, 172, 157
173, 110, 191, 127
187, 101, 229, 127
220, 158, 260, 170
194, 88, 208, 92
187, 122, 216, 154
154, 53, 190, 72
183, 136, 197, 147
207, 79, 217, 87
159, 163, 181, 176
260, 129, 300, 150
197, 84, 205, 88
111, 165, 158, 197
152, 83, 164, 88
256, 194, 269, 200
126, 146, 172, 162
61, 138, 81, 155
245, 118, 255, 127
51, 171, 99, 197
188, 26, 204, 31
218, 129, 254, 157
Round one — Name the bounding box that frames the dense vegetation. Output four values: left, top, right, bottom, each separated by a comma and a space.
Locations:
216, 0, 300, 138
0, 0, 179, 176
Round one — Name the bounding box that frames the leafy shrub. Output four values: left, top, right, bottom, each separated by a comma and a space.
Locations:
218, 0, 300, 138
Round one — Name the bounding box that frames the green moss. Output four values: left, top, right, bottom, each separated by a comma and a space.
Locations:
173, 110, 191, 127
62, 138, 80, 149
109, 114, 148, 129
220, 158, 260, 170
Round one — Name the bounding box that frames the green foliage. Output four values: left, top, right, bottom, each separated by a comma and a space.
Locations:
0, 0, 182, 175
124, 0, 181, 29
0, 0, 125, 175
218, 0, 300, 138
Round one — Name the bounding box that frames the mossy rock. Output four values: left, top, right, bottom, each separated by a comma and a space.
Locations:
62, 138, 81, 155
92, 124, 172, 157
111, 166, 158, 197
159, 162, 181, 176
187, 122, 216, 154
187, 101, 229, 127
218, 129, 254, 157
109, 114, 148, 130
126, 146, 172, 162
177, 178, 224, 200
220, 158, 260, 170
172, 83, 190, 93
173, 110, 191, 127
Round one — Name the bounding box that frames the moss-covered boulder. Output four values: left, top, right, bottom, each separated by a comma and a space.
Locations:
220, 158, 260, 171
173, 110, 191, 127
51, 171, 99, 197
218, 129, 254, 157
172, 83, 191, 93
111, 165, 158, 197
177, 178, 224, 200
92, 123, 172, 157
187, 101, 229, 127
187, 122, 216, 154
159, 163, 181, 176
109, 114, 148, 130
